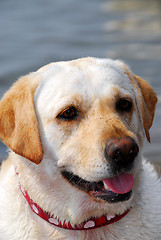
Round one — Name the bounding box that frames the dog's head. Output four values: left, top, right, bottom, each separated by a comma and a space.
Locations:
0, 57, 157, 223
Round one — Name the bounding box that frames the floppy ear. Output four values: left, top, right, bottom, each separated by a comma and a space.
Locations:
117, 61, 158, 142
0, 73, 43, 164
133, 74, 158, 142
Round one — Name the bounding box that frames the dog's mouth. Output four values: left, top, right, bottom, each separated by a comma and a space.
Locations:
61, 171, 133, 203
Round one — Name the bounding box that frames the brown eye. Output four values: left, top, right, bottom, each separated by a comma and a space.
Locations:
57, 107, 78, 120
116, 99, 132, 112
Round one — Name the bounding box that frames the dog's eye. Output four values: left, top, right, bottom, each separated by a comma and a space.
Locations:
116, 99, 132, 112
57, 107, 78, 120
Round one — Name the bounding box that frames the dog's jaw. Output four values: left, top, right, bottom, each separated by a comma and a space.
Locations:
15, 154, 135, 228
18, 178, 131, 231
61, 170, 133, 204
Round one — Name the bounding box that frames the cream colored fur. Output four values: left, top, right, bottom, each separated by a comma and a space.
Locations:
0, 57, 160, 240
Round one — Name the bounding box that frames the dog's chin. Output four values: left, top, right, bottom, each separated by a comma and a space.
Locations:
61, 171, 132, 204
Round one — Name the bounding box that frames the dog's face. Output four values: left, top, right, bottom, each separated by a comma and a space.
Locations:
0, 57, 157, 225
36, 58, 142, 202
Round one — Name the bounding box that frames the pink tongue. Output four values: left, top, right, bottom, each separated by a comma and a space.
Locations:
103, 173, 134, 194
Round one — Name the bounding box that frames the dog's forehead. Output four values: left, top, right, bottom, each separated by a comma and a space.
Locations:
37, 58, 131, 96
36, 58, 133, 118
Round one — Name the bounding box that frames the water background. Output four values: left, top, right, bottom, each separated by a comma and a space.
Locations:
0, 0, 161, 164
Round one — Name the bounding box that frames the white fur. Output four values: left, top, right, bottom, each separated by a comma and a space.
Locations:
0, 57, 160, 239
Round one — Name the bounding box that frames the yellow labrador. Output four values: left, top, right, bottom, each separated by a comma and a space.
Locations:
0, 57, 160, 240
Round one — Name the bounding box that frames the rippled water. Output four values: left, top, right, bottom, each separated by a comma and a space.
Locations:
0, 0, 161, 163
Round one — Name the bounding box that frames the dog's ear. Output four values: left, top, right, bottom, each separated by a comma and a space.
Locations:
132, 74, 157, 142
0, 74, 43, 164
117, 60, 158, 142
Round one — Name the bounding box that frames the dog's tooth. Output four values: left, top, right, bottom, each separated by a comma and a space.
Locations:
103, 181, 109, 190
84, 220, 95, 229
106, 214, 115, 221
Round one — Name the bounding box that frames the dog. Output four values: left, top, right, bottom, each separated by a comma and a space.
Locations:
0, 57, 160, 240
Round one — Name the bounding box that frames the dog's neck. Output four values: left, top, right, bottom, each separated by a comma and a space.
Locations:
15, 168, 130, 231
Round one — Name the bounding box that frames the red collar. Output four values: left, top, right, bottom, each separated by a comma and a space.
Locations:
16, 170, 130, 230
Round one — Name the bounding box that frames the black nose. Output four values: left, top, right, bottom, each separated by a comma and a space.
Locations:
104, 136, 139, 170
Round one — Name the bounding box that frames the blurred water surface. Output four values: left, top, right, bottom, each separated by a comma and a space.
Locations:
0, 0, 161, 163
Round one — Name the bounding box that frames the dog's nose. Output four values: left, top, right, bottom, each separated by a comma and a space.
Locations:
105, 136, 139, 168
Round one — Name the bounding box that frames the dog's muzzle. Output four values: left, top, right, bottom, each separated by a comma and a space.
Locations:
62, 136, 139, 204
